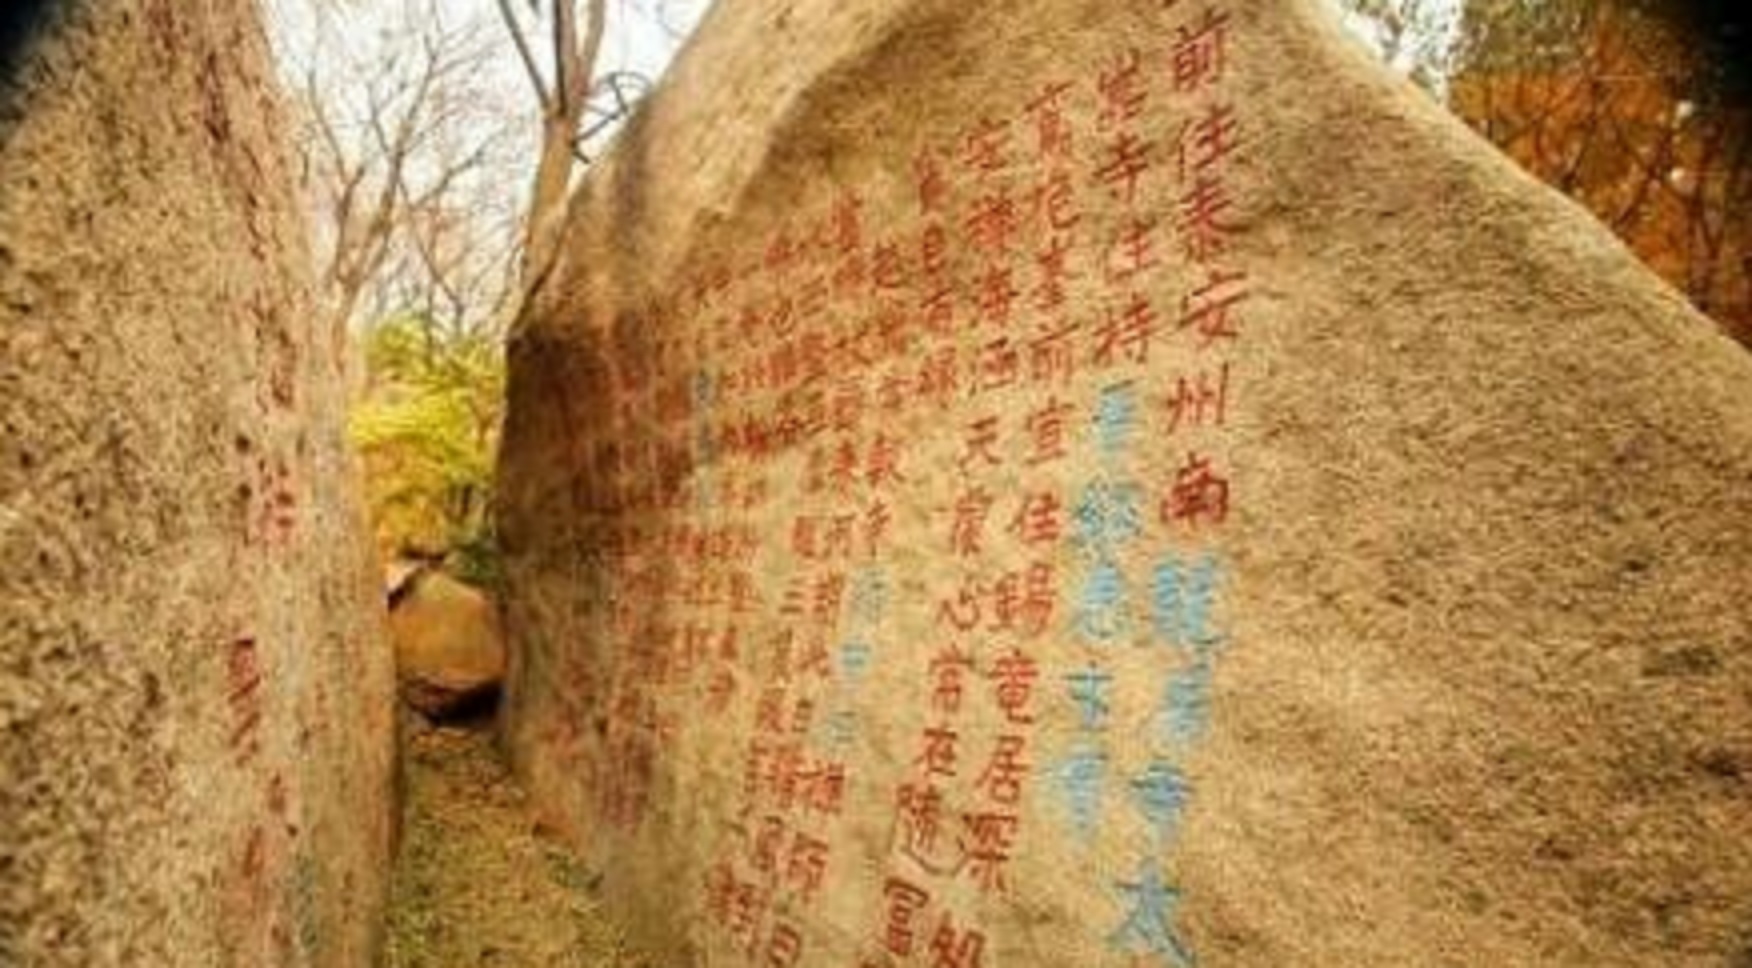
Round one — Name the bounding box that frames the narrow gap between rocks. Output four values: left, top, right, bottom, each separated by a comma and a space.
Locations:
382, 712, 649, 968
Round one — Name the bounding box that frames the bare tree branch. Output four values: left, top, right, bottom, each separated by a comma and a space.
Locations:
287, 0, 521, 349
511, 0, 609, 302
496, 0, 552, 107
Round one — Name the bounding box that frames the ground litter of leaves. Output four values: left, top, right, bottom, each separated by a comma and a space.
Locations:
383, 722, 649, 968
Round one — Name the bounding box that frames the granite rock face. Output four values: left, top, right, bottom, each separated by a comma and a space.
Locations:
0, 2, 397, 964
390, 569, 507, 719
496, 0, 1752, 964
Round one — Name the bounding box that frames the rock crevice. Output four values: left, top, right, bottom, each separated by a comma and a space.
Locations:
496, 0, 1752, 965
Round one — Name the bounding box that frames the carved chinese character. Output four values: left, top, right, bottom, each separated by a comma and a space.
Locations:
752, 814, 787, 874
1092, 380, 1139, 457
867, 434, 907, 489
1178, 100, 1242, 180
1010, 490, 1066, 547
949, 486, 996, 557
807, 760, 847, 816
1105, 217, 1159, 285
786, 833, 830, 900
1073, 478, 1144, 557
1028, 319, 1081, 386
1094, 130, 1154, 204
882, 877, 932, 956
1023, 396, 1075, 465
1157, 658, 1213, 745
1130, 760, 1193, 844
1092, 293, 1158, 367
864, 500, 893, 556
1178, 174, 1236, 264
920, 223, 951, 276
813, 572, 847, 625
937, 584, 982, 633
830, 192, 865, 255
974, 338, 1021, 395
1020, 561, 1057, 636
1109, 863, 1195, 966
1163, 362, 1230, 433
988, 652, 1040, 727
1171, 7, 1232, 94
1152, 553, 1225, 650
1074, 560, 1131, 643
961, 116, 1013, 177
1162, 452, 1230, 528
1033, 231, 1077, 313
1065, 667, 1114, 733
916, 149, 950, 215
920, 285, 958, 337
1052, 738, 1109, 839
823, 514, 857, 560
727, 874, 769, 949
896, 782, 947, 857
965, 189, 1021, 258
918, 346, 961, 407
1179, 267, 1249, 344
829, 438, 862, 494
1031, 169, 1081, 233
929, 647, 976, 716
1097, 48, 1148, 129
767, 919, 805, 968
1025, 80, 1076, 161
959, 813, 1021, 892
930, 912, 987, 968
958, 416, 1002, 474
973, 264, 1020, 328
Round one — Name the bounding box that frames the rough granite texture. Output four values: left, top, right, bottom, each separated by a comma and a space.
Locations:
497, 0, 1752, 964
390, 570, 507, 720
0, 1, 396, 964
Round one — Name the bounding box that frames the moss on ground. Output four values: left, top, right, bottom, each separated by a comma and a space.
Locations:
383, 724, 647, 968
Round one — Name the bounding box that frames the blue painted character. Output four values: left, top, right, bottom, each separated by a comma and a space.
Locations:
1064, 666, 1115, 733
1074, 560, 1131, 643
1108, 862, 1196, 967
695, 413, 719, 455
1052, 740, 1109, 841
818, 707, 859, 751
1091, 381, 1140, 458
1130, 760, 1192, 845
838, 639, 874, 682
1152, 553, 1224, 654
849, 567, 889, 625
1156, 659, 1213, 746
1073, 479, 1143, 559
692, 369, 718, 407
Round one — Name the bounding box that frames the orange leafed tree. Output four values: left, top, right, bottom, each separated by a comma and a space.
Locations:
1349, 0, 1752, 347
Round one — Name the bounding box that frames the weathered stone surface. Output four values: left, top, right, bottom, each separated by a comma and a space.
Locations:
390, 570, 507, 719
0, 2, 396, 965
497, 0, 1752, 964
385, 558, 427, 601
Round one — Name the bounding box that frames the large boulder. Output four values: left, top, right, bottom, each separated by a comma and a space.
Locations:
389, 569, 507, 719
497, 0, 1752, 964
0, 2, 396, 964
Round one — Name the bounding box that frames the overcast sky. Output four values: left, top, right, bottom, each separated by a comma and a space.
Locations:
266, 0, 707, 77
259, 0, 709, 331
262, 0, 1460, 193
264, 0, 709, 146
258, 0, 1455, 331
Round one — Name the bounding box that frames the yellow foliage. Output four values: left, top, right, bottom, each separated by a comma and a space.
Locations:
350, 314, 504, 582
